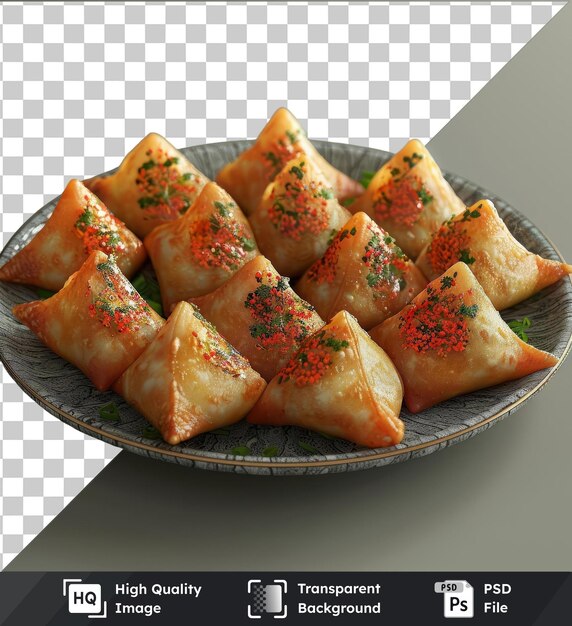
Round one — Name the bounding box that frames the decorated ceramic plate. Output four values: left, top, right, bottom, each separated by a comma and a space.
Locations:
1, 141, 571, 475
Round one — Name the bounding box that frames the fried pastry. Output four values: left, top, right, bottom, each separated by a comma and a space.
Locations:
189, 255, 324, 381
369, 262, 558, 413
352, 139, 465, 258
114, 301, 266, 445
216, 108, 363, 214
0, 179, 145, 291
144, 182, 258, 314
84, 133, 209, 238
248, 310, 405, 448
416, 199, 572, 309
296, 212, 427, 329
248, 156, 351, 277
12, 251, 164, 391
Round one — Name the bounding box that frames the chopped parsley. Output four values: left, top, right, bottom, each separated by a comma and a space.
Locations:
359, 170, 375, 189
459, 303, 479, 319
131, 272, 163, 316
298, 441, 319, 454
99, 402, 121, 422
35, 288, 56, 299
141, 425, 161, 439
459, 249, 476, 265
262, 446, 279, 458
231, 446, 251, 456
508, 317, 532, 343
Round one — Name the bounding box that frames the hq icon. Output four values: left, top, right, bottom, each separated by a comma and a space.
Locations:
434, 580, 474, 619
63, 578, 107, 619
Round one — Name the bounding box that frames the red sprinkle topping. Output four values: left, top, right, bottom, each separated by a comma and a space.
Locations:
305, 225, 358, 284
135, 148, 200, 220
398, 273, 478, 356
277, 328, 349, 386
362, 224, 409, 299
187, 200, 256, 272
192, 307, 249, 377
426, 207, 481, 274
372, 175, 432, 227
74, 193, 126, 256
89, 258, 155, 334
268, 161, 333, 240
262, 128, 304, 180
244, 271, 317, 353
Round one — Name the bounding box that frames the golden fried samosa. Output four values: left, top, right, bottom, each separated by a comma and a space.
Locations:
416, 200, 572, 309
0, 179, 145, 291
248, 157, 351, 277
216, 108, 363, 214
352, 139, 465, 258
12, 251, 164, 391
369, 262, 558, 413
189, 255, 324, 381
248, 310, 404, 448
114, 302, 266, 445
84, 133, 209, 238
296, 212, 427, 329
144, 182, 258, 314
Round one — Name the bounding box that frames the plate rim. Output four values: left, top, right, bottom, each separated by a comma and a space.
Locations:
2, 333, 570, 470
1, 140, 571, 472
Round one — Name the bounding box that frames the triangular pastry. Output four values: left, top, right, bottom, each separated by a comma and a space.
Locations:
0, 179, 146, 291
247, 310, 405, 448
296, 212, 427, 329
416, 199, 572, 310
369, 262, 558, 413
189, 255, 324, 381
12, 251, 164, 391
216, 108, 363, 214
144, 182, 258, 314
352, 139, 465, 258
114, 302, 266, 445
248, 157, 351, 277
84, 133, 209, 238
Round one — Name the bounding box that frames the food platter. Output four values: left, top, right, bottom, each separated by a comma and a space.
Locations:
1, 140, 571, 475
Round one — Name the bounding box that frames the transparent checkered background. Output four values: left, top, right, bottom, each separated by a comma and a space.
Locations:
0, 1, 564, 570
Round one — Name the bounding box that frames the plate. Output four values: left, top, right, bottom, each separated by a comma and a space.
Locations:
1, 140, 571, 475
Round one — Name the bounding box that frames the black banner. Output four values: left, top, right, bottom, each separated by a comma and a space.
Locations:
0, 572, 570, 625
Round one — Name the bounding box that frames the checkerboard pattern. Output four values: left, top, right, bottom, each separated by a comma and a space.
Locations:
0, 2, 564, 570
250, 584, 267, 614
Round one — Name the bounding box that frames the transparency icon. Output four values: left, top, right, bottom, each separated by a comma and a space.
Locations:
247, 579, 288, 619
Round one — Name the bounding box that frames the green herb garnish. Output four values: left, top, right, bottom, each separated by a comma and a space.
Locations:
231, 446, 251, 456
459, 303, 479, 319
319, 188, 334, 200
508, 317, 532, 342
290, 164, 305, 180
262, 446, 279, 458
298, 441, 319, 454
132, 272, 163, 317
318, 432, 335, 440
461, 208, 481, 221
359, 170, 375, 189
324, 337, 350, 352
418, 186, 433, 206
142, 425, 161, 439
210, 428, 231, 436
214, 200, 231, 217
99, 402, 121, 422
458, 249, 476, 265
35, 288, 56, 299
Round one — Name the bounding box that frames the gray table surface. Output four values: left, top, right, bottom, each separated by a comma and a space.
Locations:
7, 4, 572, 572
